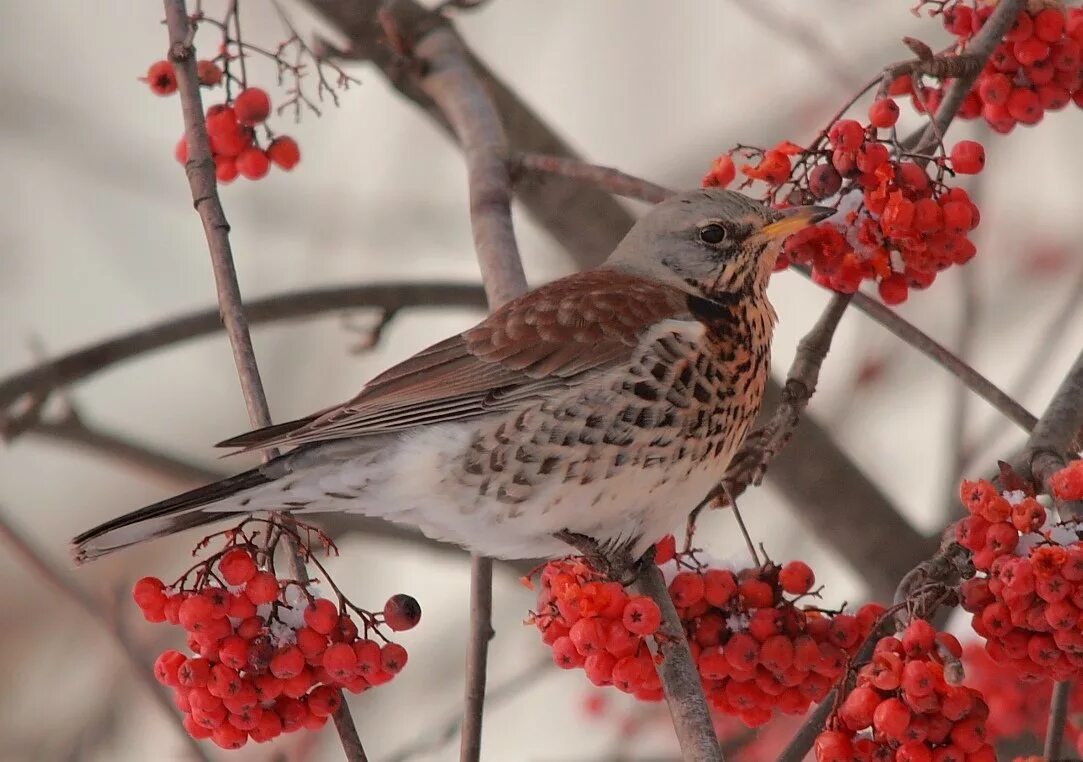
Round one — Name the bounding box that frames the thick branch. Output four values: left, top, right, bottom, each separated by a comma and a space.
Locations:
408, 14, 528, 760
304, 0, 629, 267
634, 565, 725, 762
163, 2, 365, 757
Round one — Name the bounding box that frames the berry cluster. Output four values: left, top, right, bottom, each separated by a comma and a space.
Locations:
964, 640, 1083, 756
133, 523, 418, 749
916, 2, 1083, 132
531, 542, 883, 728
956, 461, 1083, 682
815, 620, 996, 762
705, 113, 983, 305
170, 87, 301, 183
529, 556, 666, 701
676, 558, 883, 727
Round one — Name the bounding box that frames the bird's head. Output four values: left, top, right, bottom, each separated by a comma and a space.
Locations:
605, 188, 834, 301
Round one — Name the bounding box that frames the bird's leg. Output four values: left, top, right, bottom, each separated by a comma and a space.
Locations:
553, 530, 652, 587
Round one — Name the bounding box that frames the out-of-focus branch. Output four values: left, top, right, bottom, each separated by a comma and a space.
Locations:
0, 282, 485, 440
512, 153, 670, 205
304, 0, 629, 267
162, 2, 365, 757
403, 10, 529, 759
846, 287, 1036, 433
728, 0, 862, 91
0, 508, 211, 762
385, 657, 552, 762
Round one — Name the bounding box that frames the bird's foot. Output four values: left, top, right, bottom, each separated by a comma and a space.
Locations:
553, 531, 652, 587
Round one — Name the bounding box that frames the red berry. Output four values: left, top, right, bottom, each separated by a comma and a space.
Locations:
270, 646, 305, 679
266, 136, 301, 170
868, 98, 900, 128
145, 60, 177, 95
1034, 8, 1066, 43
978, 73, 1012, 105
703, 155, 736, 188
813, 729, 854, 762
174, 137, 189, 166
234, 87, 272, 125
873, 696, 911, 740
828, 119, 865, 150
304, 598, 340, 635
323, 642, 359, 681
381, 642, 408, 674
236, 148, 270, 181
779, 560, 815, 595
133, 576, 167, 609
949, 140, 985, 174
215, 156, 239, 184
878, 273, 908, 305
669, 571, 705, 608
808, 165, 842, 199
383, 593, 422, 631
154, 650, 187, 687
218, 548, 257, 586
622, 596, 662, 636
245, 571, 279, 605
197, 60, 223, 87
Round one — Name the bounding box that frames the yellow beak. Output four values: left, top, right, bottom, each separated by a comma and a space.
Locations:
760, 205, 835, 240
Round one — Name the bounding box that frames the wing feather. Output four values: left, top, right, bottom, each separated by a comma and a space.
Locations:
218, 270, 688, 451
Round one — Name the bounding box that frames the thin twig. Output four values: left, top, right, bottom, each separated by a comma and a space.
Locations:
728, 0, 862, 91
0, 508, 211, 762
162, 2, 366, 758
1044, 680, 1071, 759
410, 15, 529, 761
385, 657, 552, 762
846, 287, 1037, 433
512, 153, 670, 205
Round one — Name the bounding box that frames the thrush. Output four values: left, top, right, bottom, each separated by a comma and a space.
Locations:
73, 190, 831, 563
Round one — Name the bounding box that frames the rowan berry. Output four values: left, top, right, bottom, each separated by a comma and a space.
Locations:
236, 148, 270, 181
267, 136, 301, 170
622, 597, 661, 636
245, 571, 279, 604
868, 98, 900, 128
145, 60, 177, 95
949, 141, 985, 175
218, 548, 257, 585
196, 60, 223, 87
828, 119, 865, 150
234, 87, 271, 125
381, 643, 408, 674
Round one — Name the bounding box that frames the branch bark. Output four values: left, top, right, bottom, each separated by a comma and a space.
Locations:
163, 2, 365, 757
1044, 680, 1071, 759
408, 14, 529, 760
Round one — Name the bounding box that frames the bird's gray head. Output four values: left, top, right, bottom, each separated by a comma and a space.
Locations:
605, 188, 833, 300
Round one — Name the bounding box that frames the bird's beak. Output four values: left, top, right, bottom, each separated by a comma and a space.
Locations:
759, 205, 835, 240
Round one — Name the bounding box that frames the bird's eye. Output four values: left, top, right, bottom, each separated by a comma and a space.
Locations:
699, 224, 727, 244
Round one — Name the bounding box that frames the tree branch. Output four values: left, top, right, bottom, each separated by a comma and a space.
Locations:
0, 507, 211, 762
304, 0, 629, 268
1044, 680, 1071, 759
163, 2, 365, 757
0, 282, 486, 439
405, 11, 530, 759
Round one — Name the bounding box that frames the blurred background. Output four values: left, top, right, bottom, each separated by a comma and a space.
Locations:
1, 1, 1081, 759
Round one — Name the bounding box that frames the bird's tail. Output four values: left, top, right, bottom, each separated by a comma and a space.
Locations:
71, 467, 273, 563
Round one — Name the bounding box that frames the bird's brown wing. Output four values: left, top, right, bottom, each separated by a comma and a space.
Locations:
217, 270, 689, 451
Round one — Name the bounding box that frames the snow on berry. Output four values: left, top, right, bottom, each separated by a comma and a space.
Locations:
957, 462, 1083, 682
131, 518, 418, 747
530, 538, 882, 727
815, 620, 995, 762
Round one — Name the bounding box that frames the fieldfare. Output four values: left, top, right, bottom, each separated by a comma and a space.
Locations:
73, 189, 831, 562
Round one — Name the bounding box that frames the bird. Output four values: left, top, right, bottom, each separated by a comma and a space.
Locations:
72, 189, 832, 564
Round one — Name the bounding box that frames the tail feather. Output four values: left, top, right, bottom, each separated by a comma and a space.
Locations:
72, 468, 272, 563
